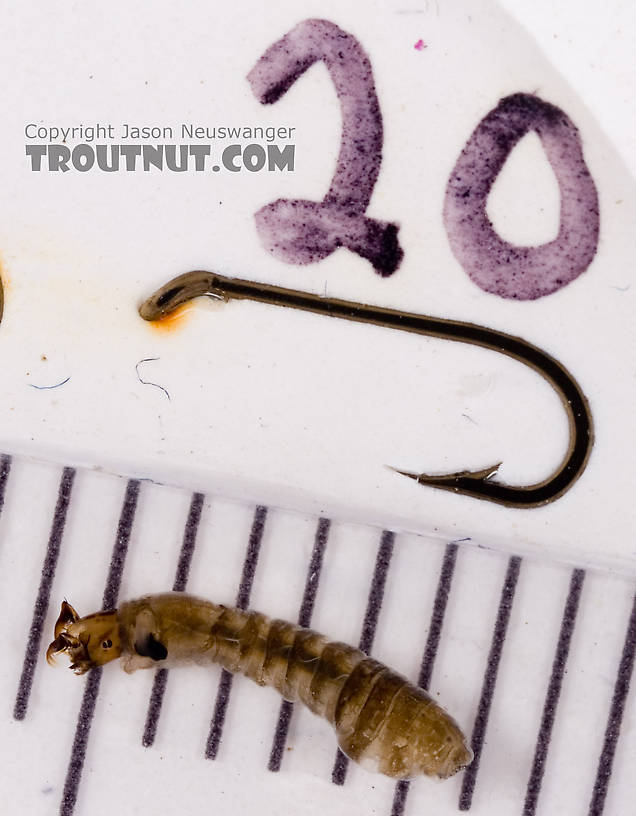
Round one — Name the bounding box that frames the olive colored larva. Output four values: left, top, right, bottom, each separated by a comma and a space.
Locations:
47, 592, 473, 780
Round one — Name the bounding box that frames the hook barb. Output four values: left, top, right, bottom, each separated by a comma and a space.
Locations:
389, 462, 502, 484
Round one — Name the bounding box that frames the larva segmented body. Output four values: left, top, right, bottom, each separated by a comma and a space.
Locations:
47, 592, 472, 780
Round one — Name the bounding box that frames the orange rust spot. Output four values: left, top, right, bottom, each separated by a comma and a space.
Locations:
146, 301, 193, 333
0, 256, 6, 323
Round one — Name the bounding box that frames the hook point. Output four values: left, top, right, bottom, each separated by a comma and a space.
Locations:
389, 462, 503, 486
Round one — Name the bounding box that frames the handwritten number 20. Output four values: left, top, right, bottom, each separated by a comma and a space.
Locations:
249, 19, 600, 300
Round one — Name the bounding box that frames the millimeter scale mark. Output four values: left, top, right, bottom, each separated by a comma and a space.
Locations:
59, 479, 141, 816
142, 492, 205, 747
390, 541, 459, 816
332, 529, 395, 786
523, 568, 585, 816
458, 555, 522, 810
268, 517, 331, 772
205, 505, 268, 760
588, 590, 636, 816
14, 466, 76, 721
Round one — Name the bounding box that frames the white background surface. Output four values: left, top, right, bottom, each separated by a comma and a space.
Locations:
0, 0, 634, 572
0, 2, 634, 815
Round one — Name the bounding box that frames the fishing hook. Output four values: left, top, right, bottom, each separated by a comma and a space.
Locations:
138, 271, 593, 508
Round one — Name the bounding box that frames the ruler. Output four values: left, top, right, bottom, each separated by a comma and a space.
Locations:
1, 453, 633, 816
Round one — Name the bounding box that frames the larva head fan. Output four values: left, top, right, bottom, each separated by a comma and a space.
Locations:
46, 601, 121, 674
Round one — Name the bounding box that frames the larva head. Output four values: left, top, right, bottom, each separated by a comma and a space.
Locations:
47, 601, 122, 675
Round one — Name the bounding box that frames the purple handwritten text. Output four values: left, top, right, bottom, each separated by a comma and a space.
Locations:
248, 19, 403, 276
444, 93, 599, 299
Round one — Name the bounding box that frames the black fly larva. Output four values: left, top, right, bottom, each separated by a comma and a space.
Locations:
48, 592, 472, 780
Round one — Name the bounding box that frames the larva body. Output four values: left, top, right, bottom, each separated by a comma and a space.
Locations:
48, 592, 472, 780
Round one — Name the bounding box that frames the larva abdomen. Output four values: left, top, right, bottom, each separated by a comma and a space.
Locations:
201, 601, 472, 779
